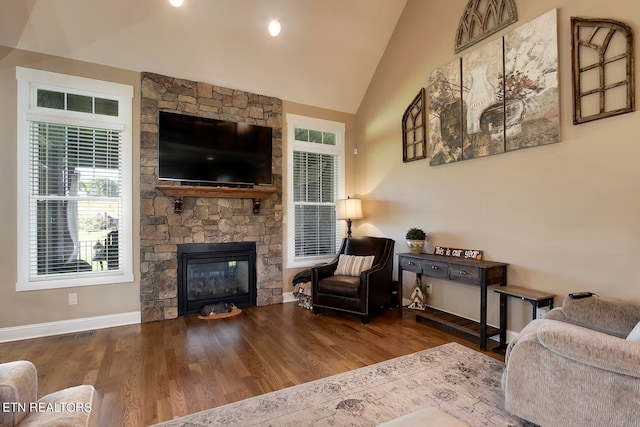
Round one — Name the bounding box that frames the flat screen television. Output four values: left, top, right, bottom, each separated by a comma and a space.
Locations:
158, 111, 273, 187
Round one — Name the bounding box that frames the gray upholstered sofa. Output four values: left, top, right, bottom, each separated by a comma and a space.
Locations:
502, 295, 640, 427
0, 360, 100, 426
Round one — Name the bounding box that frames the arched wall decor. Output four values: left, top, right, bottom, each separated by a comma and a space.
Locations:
571, 17, 635, 124
455, 0, 518, 53
402, 88, 427, 162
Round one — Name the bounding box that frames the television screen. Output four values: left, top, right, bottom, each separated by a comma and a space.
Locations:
158, 111, 273, 186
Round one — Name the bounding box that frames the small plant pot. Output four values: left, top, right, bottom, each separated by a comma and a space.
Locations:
406, 240, 425, 254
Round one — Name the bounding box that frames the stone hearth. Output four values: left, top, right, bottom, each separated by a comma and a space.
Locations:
139, 72, 283, 322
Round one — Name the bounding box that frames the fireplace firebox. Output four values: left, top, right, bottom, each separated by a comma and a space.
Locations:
177, 242, 257, 316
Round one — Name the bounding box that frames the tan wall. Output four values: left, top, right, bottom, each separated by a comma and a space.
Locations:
0, 46, 141, 328
281, 101, 357, 293
355, 0, 640, 332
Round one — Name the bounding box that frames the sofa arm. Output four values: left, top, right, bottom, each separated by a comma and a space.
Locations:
536, 320, 640, 379
552, 296, 640, 338
0, 361, 37, 427
21, 385, 101, 427
543, 307, 565, 321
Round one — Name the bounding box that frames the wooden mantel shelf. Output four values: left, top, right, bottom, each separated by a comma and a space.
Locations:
156, 184, 277, 214
157, 184, 277, 199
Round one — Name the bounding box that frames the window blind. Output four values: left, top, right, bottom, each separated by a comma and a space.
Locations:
293, 150, 340, 257
28, 121, 123, 278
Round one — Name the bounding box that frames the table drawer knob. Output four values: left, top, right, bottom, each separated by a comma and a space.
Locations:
408, 261, 416, 266
431, 265, 439, 270
459, 270, 468, 275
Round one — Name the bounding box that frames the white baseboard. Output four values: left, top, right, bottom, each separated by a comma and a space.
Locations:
0, 311, 141, 343
282, 291, 297, 303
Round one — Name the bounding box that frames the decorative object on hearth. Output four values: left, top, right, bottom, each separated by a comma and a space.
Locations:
336, 197, 363, 238
434, 245, 483, 260
455, 0, 518, 53
402, 88, 427, 162
407, 277, 427, 310
197, 302, 242, 320
429, 9, 559, 166
405, 227, 426, 253
571, 17, 635, 124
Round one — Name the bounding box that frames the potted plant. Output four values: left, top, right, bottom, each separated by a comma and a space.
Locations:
405, 228, 426, 254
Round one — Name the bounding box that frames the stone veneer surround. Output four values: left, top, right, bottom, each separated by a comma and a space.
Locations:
139, 72, 283, 322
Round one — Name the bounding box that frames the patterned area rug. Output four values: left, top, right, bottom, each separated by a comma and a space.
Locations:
151, 342, 529, 427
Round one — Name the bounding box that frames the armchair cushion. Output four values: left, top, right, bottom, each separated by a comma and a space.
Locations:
317, 275, 360, 297
335, 254, 375, 276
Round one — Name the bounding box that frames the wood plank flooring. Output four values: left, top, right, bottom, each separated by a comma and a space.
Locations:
0, 303, 504, 426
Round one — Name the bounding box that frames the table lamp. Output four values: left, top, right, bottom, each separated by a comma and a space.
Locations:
336, 197, 363, 238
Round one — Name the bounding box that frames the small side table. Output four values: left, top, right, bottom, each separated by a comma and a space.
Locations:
494, 286, 555, 353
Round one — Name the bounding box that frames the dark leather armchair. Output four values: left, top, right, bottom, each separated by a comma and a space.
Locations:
312, 236, 395, 324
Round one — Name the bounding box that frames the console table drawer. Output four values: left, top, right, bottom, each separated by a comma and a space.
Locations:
420, 260, 449, 279
449, 265, 481, 283
400, 258, 448, 278
399, 257, 422, 272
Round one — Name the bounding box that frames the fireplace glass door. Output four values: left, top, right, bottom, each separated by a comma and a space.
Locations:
187, 259, 249, 302
178, 242, 257, 315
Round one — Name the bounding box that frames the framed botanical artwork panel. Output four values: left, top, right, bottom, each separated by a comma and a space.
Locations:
461, 37, 505, 160
428, 59, 463, 166
504, 8, 559, 150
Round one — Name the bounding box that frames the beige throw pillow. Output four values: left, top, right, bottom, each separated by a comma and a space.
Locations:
335, 255, 375, 277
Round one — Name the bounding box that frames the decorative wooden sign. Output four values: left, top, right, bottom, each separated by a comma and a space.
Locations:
434, 246, 483, 260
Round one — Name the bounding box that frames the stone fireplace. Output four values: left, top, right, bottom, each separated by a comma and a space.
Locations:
177, 242, 257, 316
140, 72, 283, 322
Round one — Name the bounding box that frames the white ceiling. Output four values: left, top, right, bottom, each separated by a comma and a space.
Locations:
0, 0, 408, 114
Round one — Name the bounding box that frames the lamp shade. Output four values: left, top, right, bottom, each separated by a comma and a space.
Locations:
336, 197, 363, 220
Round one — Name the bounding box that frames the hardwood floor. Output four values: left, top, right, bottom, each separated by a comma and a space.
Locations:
0, 303, 504, 426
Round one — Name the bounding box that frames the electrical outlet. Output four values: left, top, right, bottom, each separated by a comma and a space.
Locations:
425, 282, 433, 294
68, 293, 78, 305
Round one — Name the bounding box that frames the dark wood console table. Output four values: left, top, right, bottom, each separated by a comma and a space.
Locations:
397, 253, 508, 351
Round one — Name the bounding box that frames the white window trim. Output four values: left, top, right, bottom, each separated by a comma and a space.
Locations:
286, 114, 345, 269
15, 67, 134, 291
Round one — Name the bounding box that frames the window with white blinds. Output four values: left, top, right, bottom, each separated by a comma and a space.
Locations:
287, 114, 345, 268
29, 123, 122, 276
16, 67, 133, 291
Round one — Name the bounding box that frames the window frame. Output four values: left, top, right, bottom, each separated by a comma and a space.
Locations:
16, 67, 134, 291
286, 114, 345, 269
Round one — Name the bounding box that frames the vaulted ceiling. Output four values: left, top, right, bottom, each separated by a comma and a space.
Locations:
0, 0, 408, 113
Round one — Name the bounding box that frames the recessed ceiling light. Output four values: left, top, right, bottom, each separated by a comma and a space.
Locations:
169, 0, 183, 7
269, 20, 281, 37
